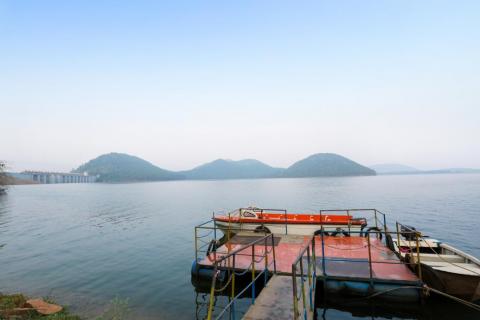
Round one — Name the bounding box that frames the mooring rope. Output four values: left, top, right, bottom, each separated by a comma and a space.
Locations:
325, 243, 368, 250
427, 287, 480, 311
234, 262, 254, 276
214, 272, 234, 292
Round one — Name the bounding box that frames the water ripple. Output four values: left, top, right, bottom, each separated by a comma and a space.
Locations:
0, 175, 479, 319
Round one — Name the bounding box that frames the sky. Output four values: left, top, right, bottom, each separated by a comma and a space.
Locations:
1, 0, 479, 172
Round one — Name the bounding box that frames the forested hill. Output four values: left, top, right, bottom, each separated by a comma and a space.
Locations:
73, 153, 183, 182
74, 152, 376, 182
283, 153, 376, 177
180, 159, 283, 180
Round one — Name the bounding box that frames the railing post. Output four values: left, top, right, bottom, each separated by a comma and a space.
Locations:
272, 234, 277, 273
396, 222, 401, 250
194, 227, 198, 262
312, 237, 316, 309
321, 227, 326, 276
292, 264, 299, 319
374, 210, 378, 229
227, 211, 232, 252
312, 236, 316, 262
346, 210, 351, 235
307, 246, 312, 288
383, 213, 387, 244
231, 255, 236, 320
300, 254, 307, 316
307, 245, 313, 311
213, 212, 217, 241
207, 266, 218, 320
300, 258, 307, 320
367, 233, 374, 288
416, 232, 422, 281
251, 244, 256, 305
285, 210, 288, 235
264, 236, 268, 286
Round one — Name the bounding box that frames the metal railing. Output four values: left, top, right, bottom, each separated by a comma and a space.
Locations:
195, 219, 244, 262
318, 209, 387, 239
196, 209, 429, 319
292, 236, 316, 320
206, 233, 277, 320
315, 226, 422, 285
211, 207, 387, 237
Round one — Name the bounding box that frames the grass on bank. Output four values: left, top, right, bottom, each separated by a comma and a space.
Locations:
0, 293, 80, 320
0, 294, 129, 320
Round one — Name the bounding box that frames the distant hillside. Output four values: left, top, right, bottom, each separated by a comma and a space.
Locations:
419, 168, 480, 174
370, 163, 419, 174
73, 153, 183, 182
181, 159, 283, 180
284, 153, 376, 177
74, 152, 377, 182
370, 164, 480, 175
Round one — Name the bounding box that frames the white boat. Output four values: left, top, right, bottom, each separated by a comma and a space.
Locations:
393, 225, 480, 303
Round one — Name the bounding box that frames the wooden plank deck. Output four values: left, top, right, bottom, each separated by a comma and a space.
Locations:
243, 275, 314, 320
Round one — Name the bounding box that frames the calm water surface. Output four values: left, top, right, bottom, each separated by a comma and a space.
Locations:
0, 174, 479, 319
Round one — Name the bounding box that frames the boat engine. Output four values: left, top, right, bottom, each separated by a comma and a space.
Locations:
400, 225, 417, 241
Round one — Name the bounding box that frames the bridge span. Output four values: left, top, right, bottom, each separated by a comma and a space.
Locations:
16, 171, 97, 184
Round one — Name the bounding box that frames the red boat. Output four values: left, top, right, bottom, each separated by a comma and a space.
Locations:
213, 207, 368, 235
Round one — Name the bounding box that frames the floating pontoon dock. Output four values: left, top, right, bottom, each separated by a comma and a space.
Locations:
191, 209, 425, 319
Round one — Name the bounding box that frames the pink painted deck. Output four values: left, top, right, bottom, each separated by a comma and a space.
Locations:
198, 234, 419, 283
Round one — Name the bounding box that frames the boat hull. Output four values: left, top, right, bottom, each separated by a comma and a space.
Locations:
215, 220, 363, 236
420, 264, 480, 303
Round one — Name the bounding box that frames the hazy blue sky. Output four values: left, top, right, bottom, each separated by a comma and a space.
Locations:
1, 1, 479, 172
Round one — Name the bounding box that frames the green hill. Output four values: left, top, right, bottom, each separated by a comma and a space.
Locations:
73, 152, 376, 182
283, 153, 376, 177
73, 153, 183, 182
181, 159, 283, 180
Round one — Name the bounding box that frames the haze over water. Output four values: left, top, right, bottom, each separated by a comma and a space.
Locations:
0, 174, 479, 319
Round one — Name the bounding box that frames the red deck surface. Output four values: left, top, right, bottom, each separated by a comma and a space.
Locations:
198, 234, 419, 283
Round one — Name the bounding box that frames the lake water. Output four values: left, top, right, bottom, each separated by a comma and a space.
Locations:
0, 174, 479, 319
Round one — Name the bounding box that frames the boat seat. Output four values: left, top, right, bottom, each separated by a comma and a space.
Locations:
395, 238, 439, 248
414, 253, 466, 264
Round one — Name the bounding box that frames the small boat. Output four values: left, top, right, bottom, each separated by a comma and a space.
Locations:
393, 224, 480, 303
213, 207, 368, 236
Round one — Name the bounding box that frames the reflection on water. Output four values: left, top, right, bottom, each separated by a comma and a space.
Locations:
195, 276, 480, 320
317, 294, 480, 319
0, 174, 479, 319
